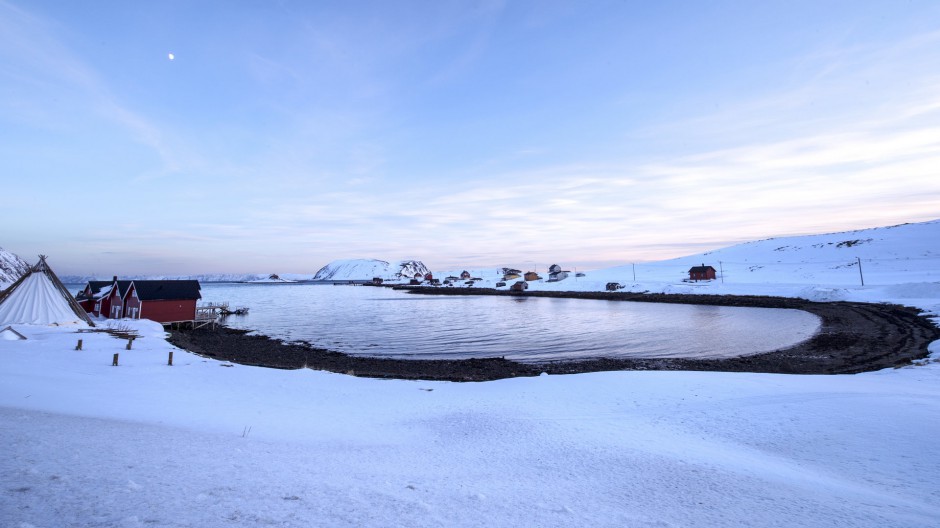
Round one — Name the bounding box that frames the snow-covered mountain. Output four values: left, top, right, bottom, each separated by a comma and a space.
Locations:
0, 247, 30, 289
58, 273, 313, 284
313, 259, 430, 281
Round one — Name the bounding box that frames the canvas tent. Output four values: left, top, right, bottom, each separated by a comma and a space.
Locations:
0, 256, 95, 326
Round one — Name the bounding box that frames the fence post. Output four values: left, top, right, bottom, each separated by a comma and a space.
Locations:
112, 353, 119, 366
75, 339, 82, 350
126, 338, 133, 350
168, 351, 174, 366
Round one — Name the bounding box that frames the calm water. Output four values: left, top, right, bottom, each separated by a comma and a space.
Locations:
198, 283, 820, 363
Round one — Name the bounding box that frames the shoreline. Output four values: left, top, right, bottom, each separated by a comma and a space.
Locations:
167, 289, 940, 381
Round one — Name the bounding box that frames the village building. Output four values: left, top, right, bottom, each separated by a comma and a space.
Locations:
510, 281, 528, 292
547, 264, 570, 282
77, 278, 202, 325
688, 264, 717, 281
523, 271, 541, 281
122, 280, 202, 324
501, 268, 522, 281
77, 277, 132, 318
460, 270, 471, 280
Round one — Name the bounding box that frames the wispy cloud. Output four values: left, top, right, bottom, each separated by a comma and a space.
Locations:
4, 2, 939, 275
0, 1, 188, 177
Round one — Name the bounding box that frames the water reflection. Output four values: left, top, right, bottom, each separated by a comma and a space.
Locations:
201, 283, 820, 362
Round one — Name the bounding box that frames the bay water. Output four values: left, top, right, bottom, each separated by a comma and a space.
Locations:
199, 283, 820, 363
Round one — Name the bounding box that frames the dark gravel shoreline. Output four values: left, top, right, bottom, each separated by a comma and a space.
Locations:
167, 289, 940, 381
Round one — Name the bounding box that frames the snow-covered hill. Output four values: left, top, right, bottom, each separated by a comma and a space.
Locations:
58, 272, 313, 284
313, 259, 430, 281
0, 247, 30, 289
601, 219, 940, 285
431, 219, 940, 308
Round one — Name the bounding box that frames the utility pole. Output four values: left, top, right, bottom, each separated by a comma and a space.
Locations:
632, 263, 636, 282
719, 261, 724, 284
857, 257, 864, 286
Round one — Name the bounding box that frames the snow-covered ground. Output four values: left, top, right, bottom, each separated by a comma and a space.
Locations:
2, 220, 939, 527
1, 319, 938, 527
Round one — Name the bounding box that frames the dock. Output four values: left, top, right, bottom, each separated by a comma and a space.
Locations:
195, 302, 249, 329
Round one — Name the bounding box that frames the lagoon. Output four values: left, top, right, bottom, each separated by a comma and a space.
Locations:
199, 283, 820, 363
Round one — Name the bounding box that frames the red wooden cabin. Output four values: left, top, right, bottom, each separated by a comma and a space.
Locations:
688, 264, 717, 281
122, 280, 202, 324
76, 277, 131, 318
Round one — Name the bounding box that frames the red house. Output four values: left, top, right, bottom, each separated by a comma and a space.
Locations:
76, 277, 131, 318
122, 280, 202, 324
688, 264, 717, 281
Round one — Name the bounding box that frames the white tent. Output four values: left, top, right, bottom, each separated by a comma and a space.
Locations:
0, 256, 94, 327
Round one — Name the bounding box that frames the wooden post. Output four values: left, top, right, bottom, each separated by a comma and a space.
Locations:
112, 353, 119, 366
168, 351, 174, 366
126, 338, 133, 350
75, 339, 83, 350
857, 257, 865, 286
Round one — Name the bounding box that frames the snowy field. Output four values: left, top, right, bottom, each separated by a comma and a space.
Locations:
2, 220, 939, 527
2, 319, 939, 527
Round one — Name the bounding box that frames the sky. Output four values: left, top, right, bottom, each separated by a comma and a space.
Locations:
1, 0, 939, 276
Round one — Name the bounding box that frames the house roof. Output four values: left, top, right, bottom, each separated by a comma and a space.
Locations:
689, 266, 716, 273
128, 280, 201, 301
77, 280, 134, 301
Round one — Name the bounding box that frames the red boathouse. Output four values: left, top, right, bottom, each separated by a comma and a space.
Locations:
122, 280, 202, 324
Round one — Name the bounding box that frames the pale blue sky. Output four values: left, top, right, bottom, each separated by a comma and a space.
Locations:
2, 1, 939, 276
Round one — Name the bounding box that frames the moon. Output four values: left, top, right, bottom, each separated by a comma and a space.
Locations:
168, 53, 175, 61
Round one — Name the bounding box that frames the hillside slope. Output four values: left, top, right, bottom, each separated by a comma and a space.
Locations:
430, 219, 940, 310
604, 219, 940, 285
0, 247, 30, 288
